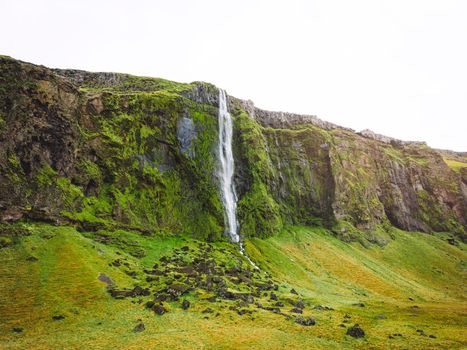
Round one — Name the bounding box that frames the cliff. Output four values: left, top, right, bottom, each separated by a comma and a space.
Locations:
0, 56, 465, 241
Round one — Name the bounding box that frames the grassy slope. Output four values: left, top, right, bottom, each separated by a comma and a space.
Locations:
0, 224, 465, 349
443, 158, 467, 172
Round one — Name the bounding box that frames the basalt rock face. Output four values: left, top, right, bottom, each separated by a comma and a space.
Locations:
0, 56, 465, 240
230, 98, 466, 239
0, 56, 225, 239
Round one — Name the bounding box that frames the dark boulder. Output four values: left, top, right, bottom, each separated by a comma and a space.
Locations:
98, 273, 113, 286
294, 300, 305, 309
125, 271, 137, 278
289, 308, 303, 314
217, 289, 236, 300
181, 299, 190, 310
346, 324, 365, 338
131, 285, 150, 297
237, 293, 254, 304
152, 304, 167, 315
133, 323, 145, 333
166, 283, 190, 298
295, 316, 316, 326
145, 301, 155, 309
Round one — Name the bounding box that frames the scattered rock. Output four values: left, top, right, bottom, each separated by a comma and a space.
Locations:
290, 288, 298, 295
314, 305, 333, 311
447, 238, 459, 246
275, 302, 284, 307
269, 293, 278, 301
152, 304, 167, 315
125, 271, 137, 278
98, 273, 113, 285
295, 316, 316, 326
52, 315, 65, 321
202, 308, 214, 314
429, 335, 437, 339
376, 314, 386, 319
26, 256, 38, 262
264, 307, 281, 314
181, 299, 190, 310
237, 309, 251, 316
166, 283, 190, 298
237, 293, 254, 304
352, 302, 365, 308
133, 323, 145, 333
145, 301, 155, 309
346, 324, 365, 338
12, 327, 23, 333
294, 300, 305, 309
289, 308, 303, 314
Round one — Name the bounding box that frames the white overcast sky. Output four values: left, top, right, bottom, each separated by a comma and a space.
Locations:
1, 0, 466, 151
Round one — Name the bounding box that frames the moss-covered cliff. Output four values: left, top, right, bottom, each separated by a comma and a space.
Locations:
0, 56, 465, 241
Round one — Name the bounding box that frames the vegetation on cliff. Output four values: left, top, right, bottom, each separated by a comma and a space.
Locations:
0, 56, 465, 242
0, 56, 466, 348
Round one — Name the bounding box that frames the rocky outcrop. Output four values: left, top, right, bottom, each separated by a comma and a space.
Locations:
0, 56, 465, 241
357, 129, 427, 147
237, 98, 351, 131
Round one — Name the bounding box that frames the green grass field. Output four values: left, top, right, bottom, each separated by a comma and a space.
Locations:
0, 224, 465, 349
443, 158, 467, 172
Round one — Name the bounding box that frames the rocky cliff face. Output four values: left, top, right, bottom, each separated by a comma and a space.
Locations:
0, 56, 465, 241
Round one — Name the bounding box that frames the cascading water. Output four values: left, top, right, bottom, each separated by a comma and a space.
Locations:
217, 89, 258, 269
217, 88, 239, 243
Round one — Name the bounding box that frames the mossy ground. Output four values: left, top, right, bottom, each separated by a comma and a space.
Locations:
0, 223, 465, 349
443, 157, 467, 172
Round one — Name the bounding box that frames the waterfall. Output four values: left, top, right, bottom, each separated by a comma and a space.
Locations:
217, 89, 259, 269
217, 89, 240, 243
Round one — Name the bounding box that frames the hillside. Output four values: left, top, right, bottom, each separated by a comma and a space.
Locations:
0, 56, 466, 349
1, 223, 465, 349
